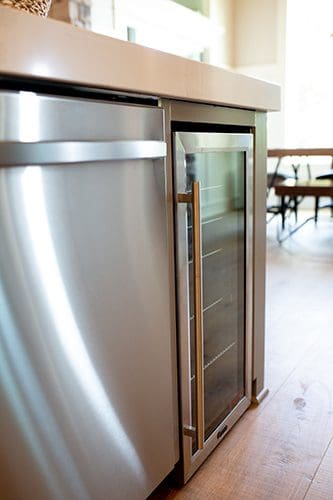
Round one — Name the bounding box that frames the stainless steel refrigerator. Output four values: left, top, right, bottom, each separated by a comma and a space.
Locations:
0, 91, 178, 500
172, 121, 253, 482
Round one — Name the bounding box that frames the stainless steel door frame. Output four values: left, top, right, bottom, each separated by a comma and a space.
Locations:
174, 132, 253, 482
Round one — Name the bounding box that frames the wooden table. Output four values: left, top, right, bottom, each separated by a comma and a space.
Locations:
275, 179, 333, 231
268, 148, 333, 180
268, 148, 333, 158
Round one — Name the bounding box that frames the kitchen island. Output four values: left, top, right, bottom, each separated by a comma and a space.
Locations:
0, 7, 280, 499
0, 6, 279, 111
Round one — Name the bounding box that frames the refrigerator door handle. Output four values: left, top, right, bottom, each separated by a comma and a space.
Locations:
177, 181, 204, 450
0, 140, 167, 166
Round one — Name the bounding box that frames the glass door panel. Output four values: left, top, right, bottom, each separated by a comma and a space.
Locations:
184, 148, 246, 450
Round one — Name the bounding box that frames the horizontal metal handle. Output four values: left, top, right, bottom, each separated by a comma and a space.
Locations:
0, 140, 167, 166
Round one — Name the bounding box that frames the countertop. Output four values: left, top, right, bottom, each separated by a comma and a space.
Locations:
0, 6, 280, 111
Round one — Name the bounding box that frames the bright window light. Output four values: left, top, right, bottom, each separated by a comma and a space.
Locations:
285, 0, 333, 146
87, 0, 223, 61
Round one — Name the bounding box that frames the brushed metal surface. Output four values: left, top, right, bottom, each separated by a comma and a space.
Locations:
174, 131, 253, 482
177, 182, 204, 451
0, 93, 177, 500
0, 140, 167, 166
0, 91, 164, 142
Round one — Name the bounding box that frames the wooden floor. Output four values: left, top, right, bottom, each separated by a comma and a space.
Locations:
153, 211, 333, 499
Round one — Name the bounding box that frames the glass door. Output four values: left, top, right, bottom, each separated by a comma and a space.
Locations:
174, 131, 253, 481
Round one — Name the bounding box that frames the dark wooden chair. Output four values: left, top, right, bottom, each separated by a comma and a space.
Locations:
267, 172, 299, 223
314, 170, 333, 220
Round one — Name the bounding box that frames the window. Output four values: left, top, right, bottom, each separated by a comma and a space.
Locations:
83, 0, 223, 62
284, 0, 333, 146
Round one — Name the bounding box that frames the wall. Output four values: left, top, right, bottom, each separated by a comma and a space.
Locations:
232, 0, 287, 148
233, 0, 278, 66
207, 0, 234, 68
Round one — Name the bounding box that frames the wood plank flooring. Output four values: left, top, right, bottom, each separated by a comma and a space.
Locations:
152, 211, 333, 499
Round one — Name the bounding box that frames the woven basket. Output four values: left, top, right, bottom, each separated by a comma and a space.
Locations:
0, 0, 52, 16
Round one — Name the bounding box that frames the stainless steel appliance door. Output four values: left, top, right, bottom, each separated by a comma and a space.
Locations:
0, 93, 178, 500
174, 132, 253, 481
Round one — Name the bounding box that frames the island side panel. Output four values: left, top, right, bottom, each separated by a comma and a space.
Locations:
252, 111, 268, 403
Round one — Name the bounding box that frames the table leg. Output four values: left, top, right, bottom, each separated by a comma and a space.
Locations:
281, 195, 286, 230
315, 196, 319, 223
293, 196, 298, 222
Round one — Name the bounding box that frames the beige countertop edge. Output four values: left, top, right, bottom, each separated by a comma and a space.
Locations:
0, 7, 281, 112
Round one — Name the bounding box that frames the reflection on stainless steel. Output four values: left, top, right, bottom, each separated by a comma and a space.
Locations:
0, 282, 89, 500
18, 91, 40, 142
0, 140, 167, 166
0, 92, 177, 500
21, 166, 145, 481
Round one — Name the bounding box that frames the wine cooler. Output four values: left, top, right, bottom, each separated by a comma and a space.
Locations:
173, 124, 253, 482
